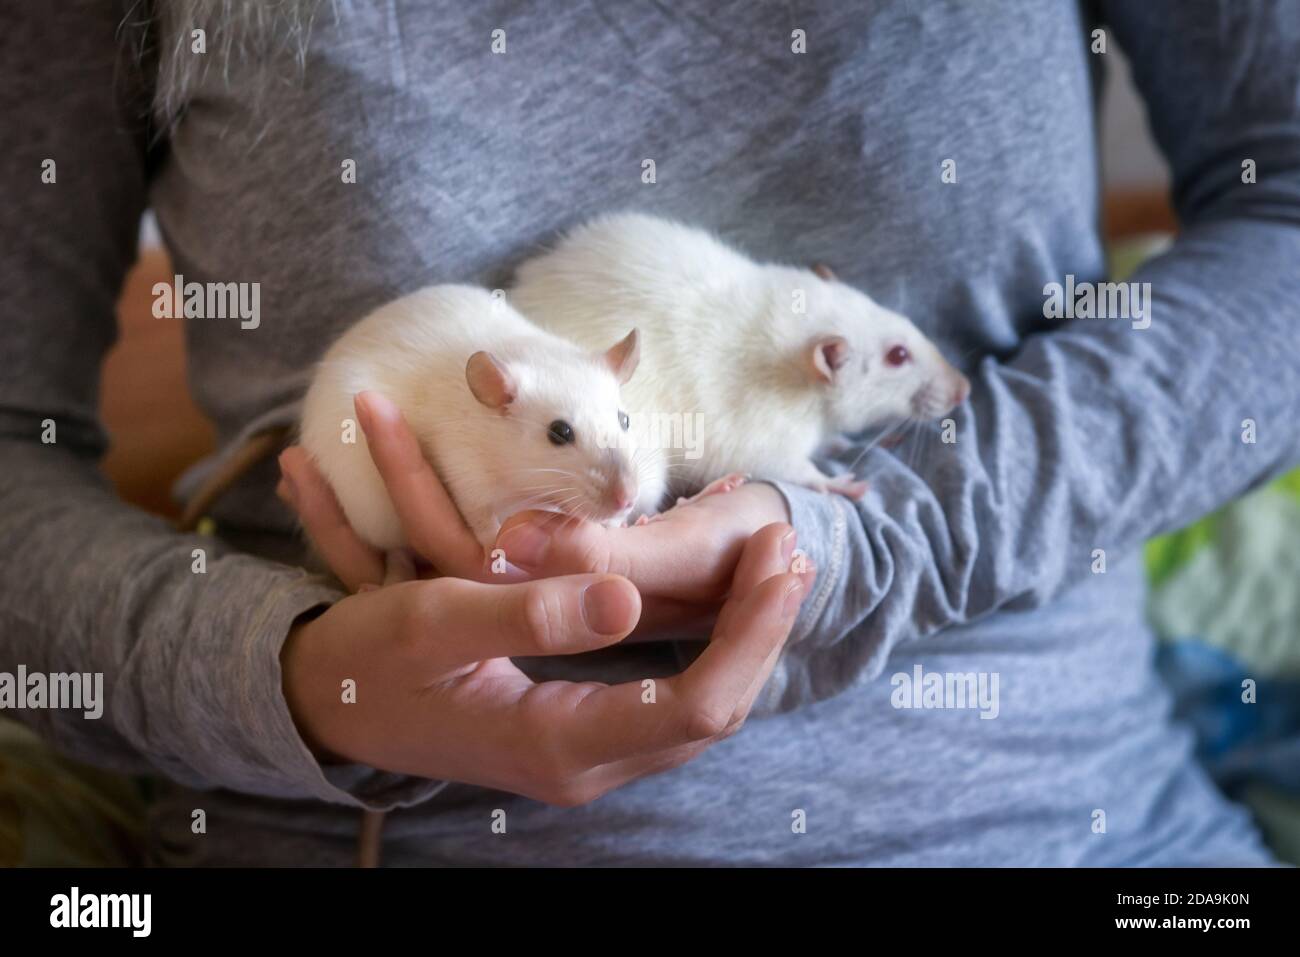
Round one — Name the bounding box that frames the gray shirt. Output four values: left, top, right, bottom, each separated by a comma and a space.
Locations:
2, 0, 1297, 865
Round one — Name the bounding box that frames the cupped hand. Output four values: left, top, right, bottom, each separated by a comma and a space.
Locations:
494, 480, 794, 607
278, 391, 512, 590
278, 391, 802, 637
281, 523, 813, 804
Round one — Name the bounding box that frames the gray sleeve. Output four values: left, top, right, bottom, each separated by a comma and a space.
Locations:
759, 0, 1300, 712
0, 2, 440, 809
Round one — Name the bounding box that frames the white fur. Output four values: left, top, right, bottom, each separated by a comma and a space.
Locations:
300, 285, 666, 549
510, 213, 968, 494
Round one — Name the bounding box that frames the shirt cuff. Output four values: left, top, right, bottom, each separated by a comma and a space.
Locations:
768, 480, 853, 646
753, 481, 856, 713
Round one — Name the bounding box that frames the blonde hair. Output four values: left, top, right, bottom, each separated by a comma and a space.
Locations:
138, 0, 329, 125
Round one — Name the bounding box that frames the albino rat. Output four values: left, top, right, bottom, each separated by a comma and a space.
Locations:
300, 285, 666, 549
510, 213, 971, 499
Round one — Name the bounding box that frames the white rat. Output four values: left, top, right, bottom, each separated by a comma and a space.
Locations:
510, 213, 971, 499
299, 284, 667, 550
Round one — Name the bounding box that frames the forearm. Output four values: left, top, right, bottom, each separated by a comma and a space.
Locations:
752, 0, 1300, 715
763, 214, 1300, 711
0, 439, 446, 808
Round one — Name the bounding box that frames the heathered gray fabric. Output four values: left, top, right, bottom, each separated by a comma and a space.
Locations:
2, 0, 1297, 865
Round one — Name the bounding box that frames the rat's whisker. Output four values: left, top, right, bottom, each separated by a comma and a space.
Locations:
515, 482, 579, 495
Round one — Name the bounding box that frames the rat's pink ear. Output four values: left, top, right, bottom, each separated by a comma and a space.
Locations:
601, 328, 640, 384
812, 263, 836, 281
806, 335, 850, 384
466, 351, 517, 409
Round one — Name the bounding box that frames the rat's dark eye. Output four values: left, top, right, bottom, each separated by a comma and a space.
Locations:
618, 410, 630, 432
547, 420, 575, 445
885, 345, 912, 367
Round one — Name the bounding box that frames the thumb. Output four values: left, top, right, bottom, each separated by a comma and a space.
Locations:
406, 574, 642, 667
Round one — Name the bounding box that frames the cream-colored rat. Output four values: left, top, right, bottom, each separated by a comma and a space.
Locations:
510, 213, 970, 499
300, 285, 666, 549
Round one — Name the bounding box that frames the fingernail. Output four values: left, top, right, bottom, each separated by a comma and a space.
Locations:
361, 390, 399, 425
582, 579, 636, 636
496, 522, 551, 570
780, 527, 797, 564
353, 392, 374, 432
782, 580, 805, 618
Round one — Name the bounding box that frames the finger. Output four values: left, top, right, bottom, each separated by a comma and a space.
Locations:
620, 546, 812, 644
623, 597, 716, 643
671, 567, 803, 724
550, 568, 802, 766
703, 522, 796, 642
354, 391, 488, 579
498, 560, 806, 797
707, 527, 815, 724
560, 735, 717, 804
278, 446, 386, 592
403, 574, 642, 669
620, 537, 812, 644
574, 582, 806, 800
494, 506, 742, 603
729, 559, 818, 723
493, 482, 792, 601
383, 548, 417, 585
726, 522, 797, 601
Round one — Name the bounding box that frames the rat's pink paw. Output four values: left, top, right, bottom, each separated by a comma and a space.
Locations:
633, 472, 751, 525
677, 472, 748, 507
809, 475, 869, 500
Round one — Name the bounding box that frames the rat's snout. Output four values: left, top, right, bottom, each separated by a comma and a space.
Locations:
588, 448, 639, 520
912, 359, 971, 418
949, 370, 971, 408
604, 471, 638, 513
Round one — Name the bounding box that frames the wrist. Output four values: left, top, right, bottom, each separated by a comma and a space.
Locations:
281, 609, 347, 765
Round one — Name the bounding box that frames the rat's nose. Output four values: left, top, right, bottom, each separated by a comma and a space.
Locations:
950, 372, 971, 407
607, 474, 637, 512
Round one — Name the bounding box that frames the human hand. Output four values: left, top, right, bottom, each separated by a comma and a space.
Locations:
277, 390, 513, 590
278, 391, 804, 637
495, 481, 794, 605
281, 523, 812, 804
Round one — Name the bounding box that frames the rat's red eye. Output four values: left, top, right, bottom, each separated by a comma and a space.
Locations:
886, 345, 911, 367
